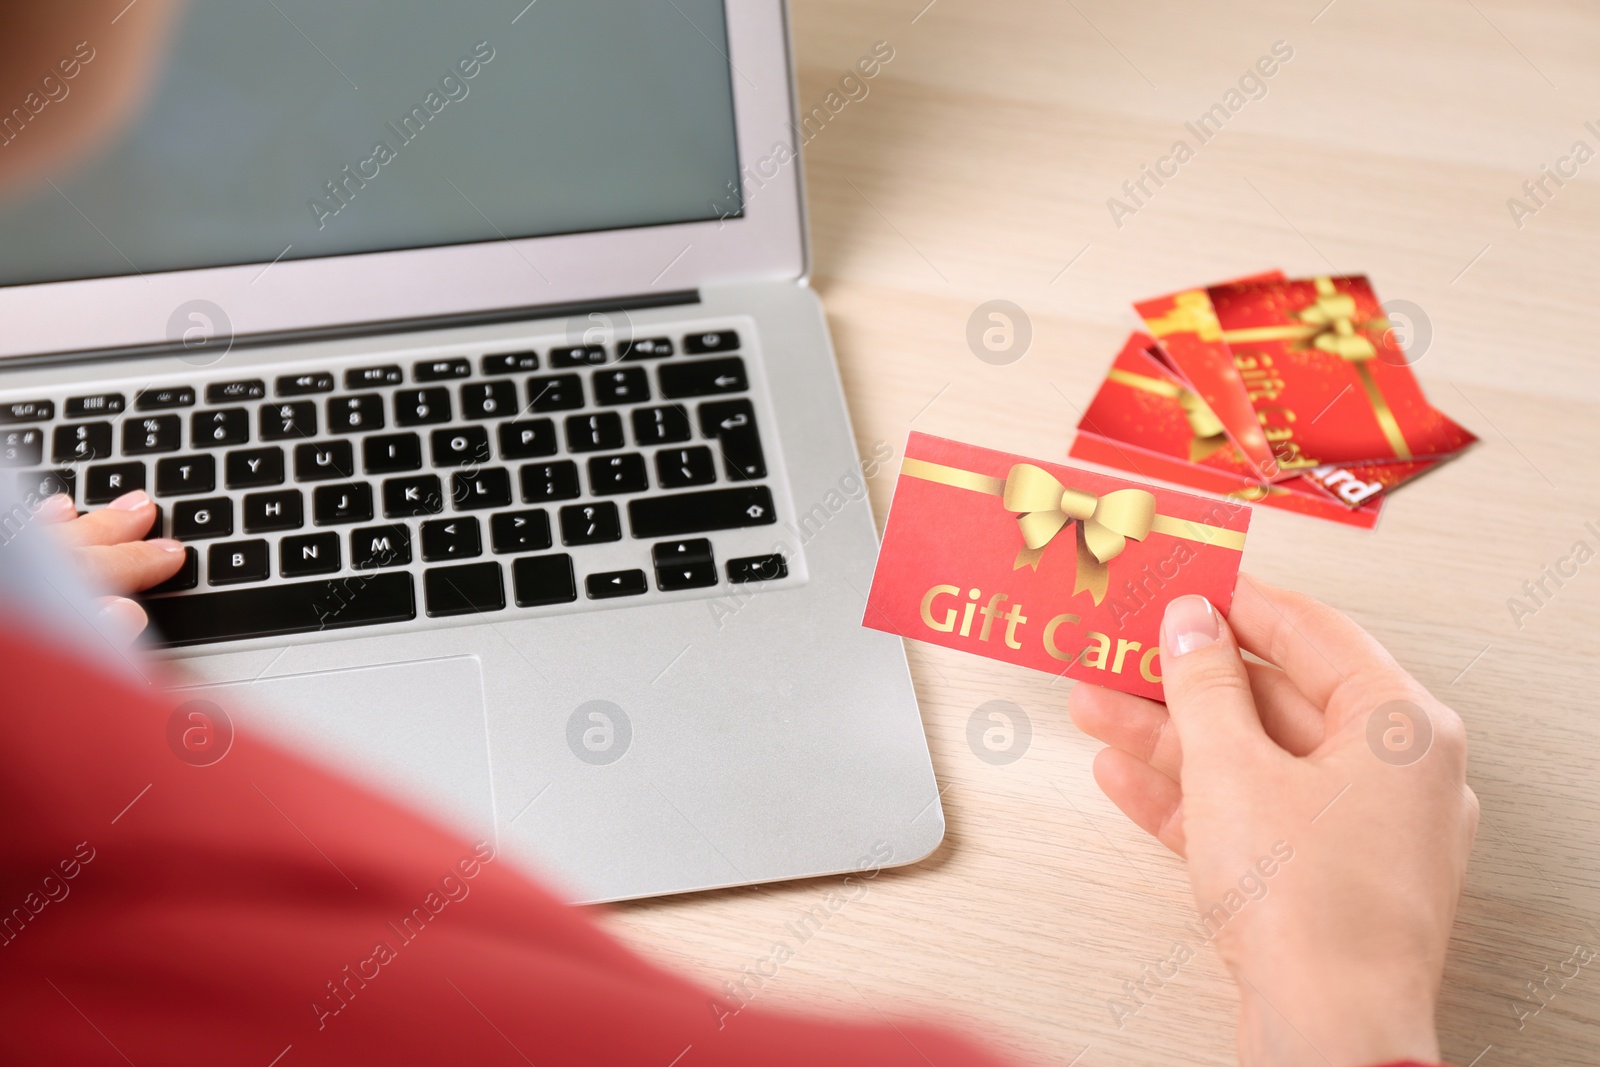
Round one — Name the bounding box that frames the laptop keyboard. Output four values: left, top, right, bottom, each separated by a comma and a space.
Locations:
2, 326, 795, 648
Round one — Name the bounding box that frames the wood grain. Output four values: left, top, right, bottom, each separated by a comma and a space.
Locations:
602, 4, 1600, 1065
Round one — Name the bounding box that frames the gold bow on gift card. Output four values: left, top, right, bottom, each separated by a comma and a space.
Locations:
1221, 276, 1411, 459
1107, 367, 1234, 463
899, 458, 1247, 606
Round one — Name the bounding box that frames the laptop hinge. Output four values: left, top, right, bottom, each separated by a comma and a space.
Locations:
2, 289, 701, 370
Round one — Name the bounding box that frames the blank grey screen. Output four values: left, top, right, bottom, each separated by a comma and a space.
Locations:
0, 0, 742, 287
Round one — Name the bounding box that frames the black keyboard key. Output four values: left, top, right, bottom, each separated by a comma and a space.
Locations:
65, 393, 124, 419
84, 462, 146, 505
425, 561, 505, 616
414, 358, 471, 382
520, 461, 580, 502
620, 337, 674, 360
656, 446, 716, 489
699, 398, 766, 480
154, 455, 215, 497
564, 412, 623, 453
226, 447, 285, 488
559, 502, 622, 546
421, 517, 482, 561
277, 372, 334, 396
142, 573, 416, 648
498, 419, 556, 459
193, 407, 250, 448
394, 387, 451, 427
243, 489, 304, 532
483, 352, 538, 375
653, 539, 717, 591
313, 483, 373, 525
0, 399, 53, 423
146, 546, 198, 593
684, 330, 739, 355
548, 344, 608, 368
384, 474, 444, 517
490, 509, 551, 554
512, 554, 576, 606
329, 394, 385, 433
364, 432, 422, 474
452, 468, 512, 510
462, 381, 518, 420
526, 374, 583, 412
208, 540, 270, 585
16, 468, 73, 501
172, 497, 233, 540
54, 422, 111, 463
351, 524, 412, 569
145, 504, 165, 540
206, 379, 266, 404
593, 367, 650, 406
587, 569, 648, 599
2, 429, 43, 467
628, 486, 775, 539
659, 356, 747, 399
124, 414, 182, 454
261, 401, 317, 441
632, 405, 691, 446
346, 365, 403, 390
431, 427, 491, 467
728, 553, 788, 583
281, 532, 341, 577
294, 441, 355, 481
136, 387, 196, 410
587, 453, 648, 496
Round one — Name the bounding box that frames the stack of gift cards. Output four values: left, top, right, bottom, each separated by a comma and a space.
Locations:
1069, 272, 1477, 529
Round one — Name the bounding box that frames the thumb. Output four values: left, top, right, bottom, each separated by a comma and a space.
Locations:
1160, 595, 1273, 782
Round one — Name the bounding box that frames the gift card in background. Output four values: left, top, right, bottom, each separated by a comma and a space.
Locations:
1136, 272, 1285, 481
1207, 275, 1478, 469
864, 433, 1251, 700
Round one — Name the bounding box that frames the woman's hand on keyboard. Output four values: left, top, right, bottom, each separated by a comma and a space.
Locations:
40, 489, 187, 641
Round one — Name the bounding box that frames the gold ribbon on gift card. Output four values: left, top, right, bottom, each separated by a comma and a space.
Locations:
1107, 367, 1235, 463
899, 458, 1246, 605
1220, 277, 1412, 459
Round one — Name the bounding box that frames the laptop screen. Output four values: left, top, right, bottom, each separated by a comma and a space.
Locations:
0, 0, 743, 289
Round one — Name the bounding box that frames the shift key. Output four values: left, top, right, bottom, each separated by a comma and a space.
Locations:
628, 486, 775, 539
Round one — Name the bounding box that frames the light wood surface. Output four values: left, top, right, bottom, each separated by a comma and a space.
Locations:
604, 4, 1600, 1065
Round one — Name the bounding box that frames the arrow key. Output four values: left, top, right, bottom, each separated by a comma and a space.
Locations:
586, 568, 648, 600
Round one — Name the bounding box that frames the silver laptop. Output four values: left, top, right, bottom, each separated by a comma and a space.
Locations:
0, 0, 941, 903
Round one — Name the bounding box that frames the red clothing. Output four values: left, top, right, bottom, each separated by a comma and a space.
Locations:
0, 619, 1444, 1067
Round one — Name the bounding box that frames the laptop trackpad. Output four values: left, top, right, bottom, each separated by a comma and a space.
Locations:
177, 655, 495, 843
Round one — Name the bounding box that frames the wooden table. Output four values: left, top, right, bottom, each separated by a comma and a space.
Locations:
605, 4, 1600, 1065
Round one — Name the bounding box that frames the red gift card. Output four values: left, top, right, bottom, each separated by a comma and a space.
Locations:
1136, 272, 1285, 481
1208, 275, 1478, 469
864, 433, 1251, 700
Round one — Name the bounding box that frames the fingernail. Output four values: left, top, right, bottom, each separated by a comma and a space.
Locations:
38, 493, 76, 520
108, 489, 152, 511
98, 596, 148, 644
1163, 595, 1218, 657
148, 537, 185, 554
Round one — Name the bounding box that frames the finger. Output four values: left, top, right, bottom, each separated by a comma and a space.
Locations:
1070, 663, 1325, 779
33, 493, 79, 524
54, 490, 158, 547
77, 539, 187, 594
1091, 747, 1186, 856
1160, 595, 1278, 782
1229, 573, 1422, 734
95, 596, 149, 645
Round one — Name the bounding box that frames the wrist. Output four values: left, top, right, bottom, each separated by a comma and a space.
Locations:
1236, 975, 1439, 1067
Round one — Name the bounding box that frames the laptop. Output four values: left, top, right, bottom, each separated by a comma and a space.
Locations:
0, 0, 941, 903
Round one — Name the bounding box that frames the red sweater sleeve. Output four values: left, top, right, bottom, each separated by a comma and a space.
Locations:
0, 620, 1016, 1067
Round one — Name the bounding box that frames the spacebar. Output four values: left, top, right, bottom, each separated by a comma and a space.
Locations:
142, 574, 417, 648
